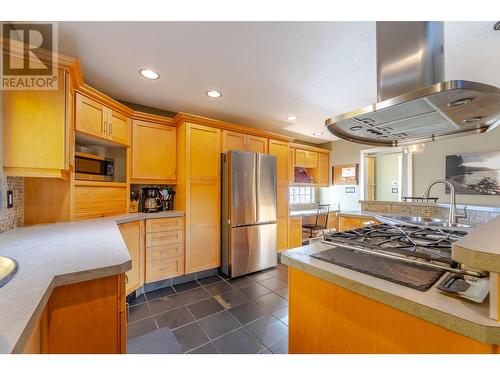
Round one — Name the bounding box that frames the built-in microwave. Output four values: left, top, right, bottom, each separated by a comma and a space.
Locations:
75, 152, 114, 182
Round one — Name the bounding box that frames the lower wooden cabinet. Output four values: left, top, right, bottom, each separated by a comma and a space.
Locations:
119, 221, 145, 295
338, 215, 380, 232
145, 217, 185, 283
22, 274, 126, 354
288, 216, 303, 248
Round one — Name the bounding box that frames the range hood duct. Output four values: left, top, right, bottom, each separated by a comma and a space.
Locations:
325, 21, 500, 147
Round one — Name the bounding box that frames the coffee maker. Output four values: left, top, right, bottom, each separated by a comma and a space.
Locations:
141, 188, 163, 213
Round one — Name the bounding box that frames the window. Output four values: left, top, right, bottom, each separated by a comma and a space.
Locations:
289, 186, 315, 205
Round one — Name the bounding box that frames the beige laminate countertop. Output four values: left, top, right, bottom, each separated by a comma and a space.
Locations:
453, 216, 500, 273
289, 209, 340, 217
0, 210, 184, 354
281, 241, 500, 345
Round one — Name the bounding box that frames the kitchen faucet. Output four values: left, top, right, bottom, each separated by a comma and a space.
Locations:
422, 179, 467, 224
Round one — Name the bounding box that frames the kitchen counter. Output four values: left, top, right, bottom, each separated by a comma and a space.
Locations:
289, 208, 340, 217
282, 240, 500, 345
453, 216, 500, 273
0, 210, 184, 354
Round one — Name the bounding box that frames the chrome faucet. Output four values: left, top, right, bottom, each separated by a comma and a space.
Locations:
422, 179, 467, 224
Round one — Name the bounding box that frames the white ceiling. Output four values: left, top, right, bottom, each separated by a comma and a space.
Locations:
58, 21, 500, 144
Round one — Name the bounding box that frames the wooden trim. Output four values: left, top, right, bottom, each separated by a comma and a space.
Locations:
289, 142, 330, 154
130, 178, 177, 185
175, 112, 294, 142
131, 111, 177, 126
4, 167, 65, 179
73, 180, 127, 188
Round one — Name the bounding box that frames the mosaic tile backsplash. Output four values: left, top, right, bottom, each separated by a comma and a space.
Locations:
360, 200, 499, 224
0, 176, 24, 233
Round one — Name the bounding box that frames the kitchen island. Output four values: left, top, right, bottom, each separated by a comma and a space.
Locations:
282, 226, 500, 353
0, 211, 184, 354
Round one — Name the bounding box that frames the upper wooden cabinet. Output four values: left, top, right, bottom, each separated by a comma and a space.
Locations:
190, 124, 221, 179
269, 140, 289, 181
222, 130, 268, 154
3, 69, 70, 178
295, 149, 317, 168
317, 152, 330, 187
75, 93, 129, 145
131, 120, 176, 182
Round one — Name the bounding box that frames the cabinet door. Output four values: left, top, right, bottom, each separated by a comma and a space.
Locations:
73, 185, 127, 220
186, 181, 220, 273
289, 148, 295, 184
269, 140, 289, 181
222, 130, 246, 152
188, 124, 221, 179
317, 153, 329, 186
306, 151, 318, 168
75, 93, 105, 139
132, 121, 176, 181
288, 216, 303, 249
295, 149, 308, 167
119, 221, 144, 295
246, 135, 268, 154
107, 109, 129, 145
3, 68, 67, 177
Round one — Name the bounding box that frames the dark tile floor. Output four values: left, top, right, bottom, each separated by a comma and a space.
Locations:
126, 263, 289, 354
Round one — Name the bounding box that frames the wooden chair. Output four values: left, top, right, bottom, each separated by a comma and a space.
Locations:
302, 204, 330, 238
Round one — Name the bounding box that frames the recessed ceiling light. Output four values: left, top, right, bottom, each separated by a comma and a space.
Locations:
206, 90, 222, 98
313, 131, 324, 136
286, 115, 297, 121
139, 68, 159, 80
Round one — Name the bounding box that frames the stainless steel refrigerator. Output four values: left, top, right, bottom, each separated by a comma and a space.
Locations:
221, 150, 278, 278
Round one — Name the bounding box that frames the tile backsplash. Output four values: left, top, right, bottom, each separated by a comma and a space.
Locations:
0, 176, 24, 233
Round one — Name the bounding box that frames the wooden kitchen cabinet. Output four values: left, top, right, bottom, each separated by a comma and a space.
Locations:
75, 93, 130, 145
72, 183, 127, 220
176, 122, 221, 273
118, 220, 145, 295
145, 217, 185, 282
269, 140, 289, 252
295, 149, 317, 168
222, 130, 268, 154
338, 215, 380, 232
22, 274, 126, 354
317, 152, 329, 187
131, 120, 176, 182
288, 216, 303, 248
3, 69, 70, 178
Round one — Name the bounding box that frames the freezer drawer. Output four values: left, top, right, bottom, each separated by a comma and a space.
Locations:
229, 223, 277, 277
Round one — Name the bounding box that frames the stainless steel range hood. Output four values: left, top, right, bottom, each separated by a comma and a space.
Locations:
325, 22, 500, 147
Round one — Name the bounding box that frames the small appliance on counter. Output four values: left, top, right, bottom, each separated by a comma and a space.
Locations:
141, 187, 163, 213
129, 189, 140, 213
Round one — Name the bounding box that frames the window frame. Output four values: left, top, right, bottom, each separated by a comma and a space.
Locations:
289, 186, 315, 206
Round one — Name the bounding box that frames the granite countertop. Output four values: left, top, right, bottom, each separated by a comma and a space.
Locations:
0, 210, 184, 354
282, 241, 500, 345
453, 216, 500, 273
289, 208, 340, 217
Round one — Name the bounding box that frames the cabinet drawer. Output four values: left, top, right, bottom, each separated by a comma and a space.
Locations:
146, 230, 183, 247
146, 257, 184, 283
146, 217, 183, 233
146, 243, 183, 261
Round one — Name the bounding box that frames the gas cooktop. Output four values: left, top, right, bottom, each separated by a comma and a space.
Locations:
312, 224, 480, 291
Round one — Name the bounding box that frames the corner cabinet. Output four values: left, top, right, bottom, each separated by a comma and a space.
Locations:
131, 120, 176, 183
176, 122, 221, 274
3, 69, 71, 178
268, 140, 289, 252
75, 93, 130, 145
118, 220, 145, 295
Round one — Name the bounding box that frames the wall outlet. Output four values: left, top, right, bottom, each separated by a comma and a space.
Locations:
7, 190, 13, 208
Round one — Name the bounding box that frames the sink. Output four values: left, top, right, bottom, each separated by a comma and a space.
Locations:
375, 215, 473, 229
0, 256, 18, 287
